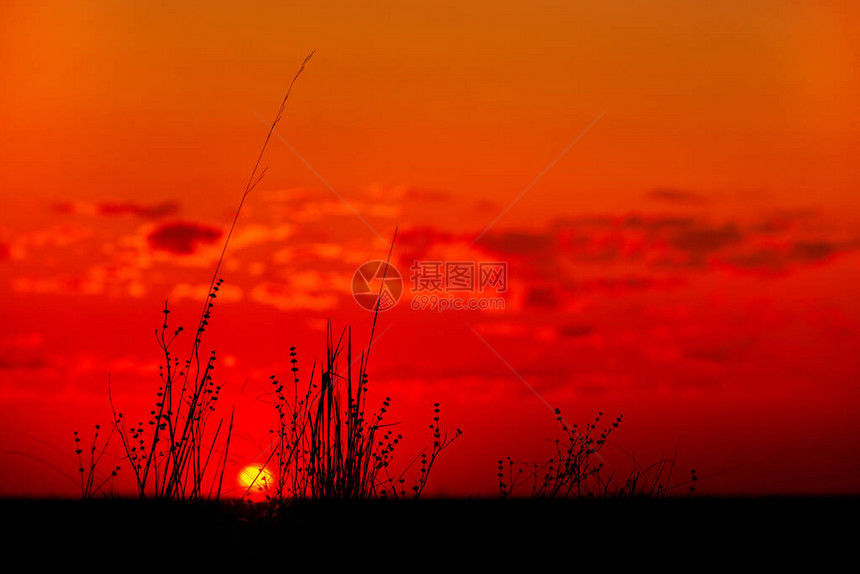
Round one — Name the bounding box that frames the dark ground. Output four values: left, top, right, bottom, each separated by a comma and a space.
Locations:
2, 497, 854, 563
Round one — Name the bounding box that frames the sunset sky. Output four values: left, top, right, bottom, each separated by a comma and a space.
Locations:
1, 1, 858, 497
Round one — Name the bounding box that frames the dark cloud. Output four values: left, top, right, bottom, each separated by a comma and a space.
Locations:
566, 275, 683, 293
0, 243, 10, 260
790, 241, 836, 263
525, 286, 559, 309
53, 200, 179, 218
97, 201, 179, 218
723, 251, 787, 272
0, 335, 46, 370
553, 213, 701, 235
51, 202, 76, 214
618, 214, 696, 232
552, 214, 616, 228
478, 230, 555, 256
0, 355, 46, 370
403, 208, 844, 282
668, 224, 744, 258
754, 209, 817, 234
648, 187, 706, 204
147, 221, 223, 254
684, 339, 752, 364
558, 324, 595, 338
724, 241, 840, 273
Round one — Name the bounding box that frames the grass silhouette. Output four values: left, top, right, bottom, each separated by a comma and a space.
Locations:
252, 320, 461, 501
70, 51, 704, 511
102, 52, 314, 500
499, 408, 698, 498
244, 229, 462, 501
72, 424, 121, 500
24, 53, 849, 562
89, 52, 461, 503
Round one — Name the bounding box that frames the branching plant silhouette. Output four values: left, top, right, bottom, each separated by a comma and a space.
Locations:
241, 228, 462, 502
252, 320, 462, 501
73, 52, 699, 505
100, 52, 314, 501
498, 408, 698, 498
86, 52, 461, 501
72, 424, 121, 500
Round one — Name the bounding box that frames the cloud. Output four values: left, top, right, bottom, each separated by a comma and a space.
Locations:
477, 230, 555, 256
667, 223, 744, 259
13, 275, 103, 296
401, 186, 452, 202
97, 201, 179, 218
266, 191, 402, 224
229, 224, 293, 250
259, 187, 321, 204
249, 282, 338, 311
12, 263, 147, 297
753, 209, 817, 234
0, 333, 46, 370
789, 241, 836, 263
0, 242, 10, 260
722, 251, 786, 272
648, 187, 706, 204
6, 225, 92, 259
0, 354, 47, 370
397, 227, 459, 248
524, 287, 559, 309
722, 240, 841, 273
397, 223, 690, 307
468, 321, 557, 342
558, 324, 596, 338
476, 217, 699, 265
147, 221, 223, 254
394, 209, 850, 314
470, 321, 530, 338
614, 214, 697, 232
395, 227, 466, 262
684, 342, 750, 364
54, 200, 179, 218
245, 270, 348, 313
261, 185, 453, 232
566, 275, 684, 293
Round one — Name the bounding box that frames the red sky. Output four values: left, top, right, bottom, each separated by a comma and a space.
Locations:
1, 1, 858, 497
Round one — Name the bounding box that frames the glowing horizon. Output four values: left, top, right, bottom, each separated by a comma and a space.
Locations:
1, 1, 858, 498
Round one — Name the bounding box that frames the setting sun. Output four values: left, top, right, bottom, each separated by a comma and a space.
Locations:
237, 465, 274, 493
0, 1, 857, 561
0, 0, 857, 513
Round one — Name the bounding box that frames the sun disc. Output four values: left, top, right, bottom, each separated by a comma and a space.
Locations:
237, 464, 273, 491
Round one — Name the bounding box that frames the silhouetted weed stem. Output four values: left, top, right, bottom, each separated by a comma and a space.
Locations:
499, 409, 699, 498
91, 52, 461, 502
256, 332, 461, 501
72, 424, 120, 499
107, 53, 314, 500
249, 230, 462, 501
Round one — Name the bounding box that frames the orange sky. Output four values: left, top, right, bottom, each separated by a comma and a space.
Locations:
1, 1, 858, 497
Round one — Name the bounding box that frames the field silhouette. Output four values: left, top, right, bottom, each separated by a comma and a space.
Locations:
5, 52, 854, 561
